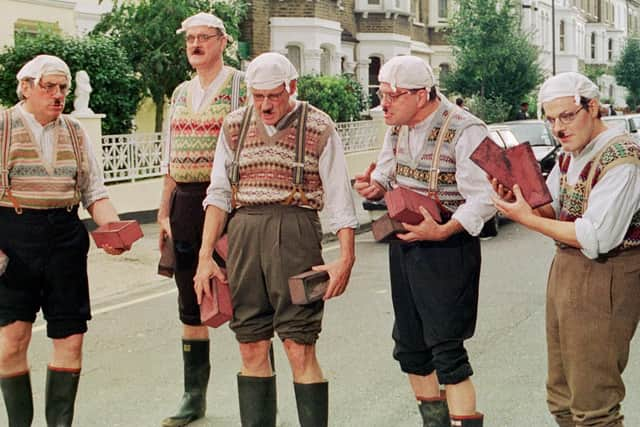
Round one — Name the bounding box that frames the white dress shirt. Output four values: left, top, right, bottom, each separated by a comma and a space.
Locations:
203, 101, 358, 234
546, 126, 640, 259
161, 68, 232, 174
371, 114, 497, 236
16, 103, 108, 208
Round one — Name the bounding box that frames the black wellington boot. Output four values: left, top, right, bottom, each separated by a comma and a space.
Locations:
237, 374, 277, 427
450, 412, 484, 427
293, 381, 328, 427
418, 390, 449, 427
45, 367, 80, 427
161, 340, 211, 427
0, 371, 34, 427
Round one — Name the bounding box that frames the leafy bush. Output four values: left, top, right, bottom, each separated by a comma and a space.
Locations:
468, 95, 511, 124
297, 74, 368, 123
0, 31, 142, 134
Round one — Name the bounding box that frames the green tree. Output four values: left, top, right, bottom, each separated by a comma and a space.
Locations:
297, 74, 368, 123
614, 38, 640, 109
0, 31, 142, 134
93, 0, 248, 131
443, 0, 543, 122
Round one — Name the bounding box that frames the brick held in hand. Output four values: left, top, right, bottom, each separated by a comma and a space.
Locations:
470, 137, 552, 209
289, 270, 330, 305
200, 270, 232, 328
157, 236, 175, 278
91, 220, 144, 249
384, 187, 442, 225
371, 213, 407, 242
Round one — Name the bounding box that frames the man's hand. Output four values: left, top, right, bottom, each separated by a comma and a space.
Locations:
158, 215, 172, 251
354, 162, 385, 200
397, 206, 446, 242
313, 255, 355, 301
489, 175, 515, 203
193, 256, 227, 305
492, 184, 534, 225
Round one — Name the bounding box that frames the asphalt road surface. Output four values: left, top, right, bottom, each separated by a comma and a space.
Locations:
16, 221, 640, 427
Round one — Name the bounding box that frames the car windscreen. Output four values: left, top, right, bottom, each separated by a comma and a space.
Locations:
508, 123, 553, 146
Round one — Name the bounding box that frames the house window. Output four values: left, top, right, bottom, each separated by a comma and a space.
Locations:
368, 0, 381, 5
439, 63, 450, 84
559, 20, 565, 52
438, 0, 448, 19
369, 56, 381, 108
320, 47, 331, 75
286, 45, 302, 73
608, 38, 613, 61
14, 18, 61, 43
412, 0, 423, 23
591, 32, 596, 59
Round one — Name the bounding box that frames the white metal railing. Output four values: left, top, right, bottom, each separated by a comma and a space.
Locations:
101, 132, 163, 183
101, 120, 379, 183
336, 120, 380, 152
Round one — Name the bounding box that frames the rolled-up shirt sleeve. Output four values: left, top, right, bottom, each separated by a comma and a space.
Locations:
370, 128, 396, 191
575, 163, 640, 259
451, 125, 498, 236
319, 129, 358, 233
79, 127, 109, 208
203, 130, 234, 212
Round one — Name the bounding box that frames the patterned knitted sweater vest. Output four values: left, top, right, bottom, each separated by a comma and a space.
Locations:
169, 69, 247, 183
558, 136, 640, 251
222, 104, 333, 209
0, 108, 86, 210
392, 97, 484, 217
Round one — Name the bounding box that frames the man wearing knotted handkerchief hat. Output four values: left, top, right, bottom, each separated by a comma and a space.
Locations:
493, 72, 640, 427
354, 55, 495, 426
194, 52, 357, 426
0, 54, 126, 427
157, 11, 247, 427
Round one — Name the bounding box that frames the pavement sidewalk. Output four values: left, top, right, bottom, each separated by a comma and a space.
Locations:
87, 189, 374, 306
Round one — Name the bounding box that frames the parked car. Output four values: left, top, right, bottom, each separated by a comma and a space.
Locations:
602, 114, 639, 137
499, 119, 560, 177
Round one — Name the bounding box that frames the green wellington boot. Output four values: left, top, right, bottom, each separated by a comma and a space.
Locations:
237, 374, 277, 427
161, 340, 211, 427
418, 390, 449, 427
0, 371, 34, 427
293, 381, 328, 427
45, 367, 80, 427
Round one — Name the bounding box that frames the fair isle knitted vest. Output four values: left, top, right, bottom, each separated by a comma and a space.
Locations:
169, 69, 247, 183
0, 108, 85, 209
558, 136, 640, 251
222, 104, 333, 209
391, 97, 484, 217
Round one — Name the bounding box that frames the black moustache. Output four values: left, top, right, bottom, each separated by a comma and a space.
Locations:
558, 131, 566, 138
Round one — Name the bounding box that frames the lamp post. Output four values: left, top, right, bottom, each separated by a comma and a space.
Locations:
551, 0, 556, 75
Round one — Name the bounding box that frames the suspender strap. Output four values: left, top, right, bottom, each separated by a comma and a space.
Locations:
230, 106, 253, 208
231, 70, 244, 112
428, 109, 455, 194
284, 102, 309, 206
0, 110, 10, 199
62, 116, 84, 208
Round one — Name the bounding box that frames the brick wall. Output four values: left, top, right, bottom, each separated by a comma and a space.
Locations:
242, 0, 441, 58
